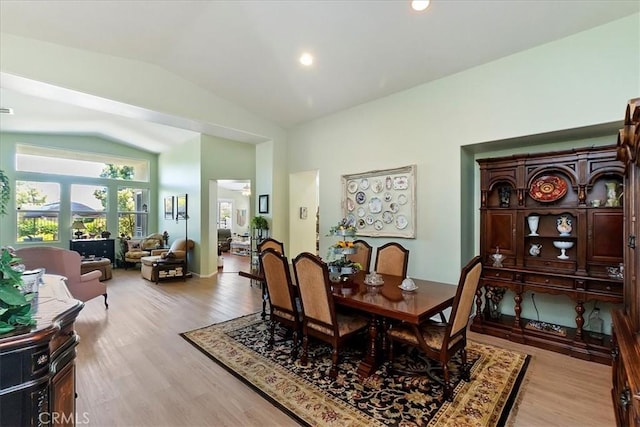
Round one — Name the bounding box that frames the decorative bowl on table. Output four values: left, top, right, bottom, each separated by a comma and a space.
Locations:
399, 278, 418, 291
553, 241, 574, 259
364, 271, 384, 286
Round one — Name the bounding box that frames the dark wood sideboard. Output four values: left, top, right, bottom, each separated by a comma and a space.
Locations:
471, 145, 625, 364
0, 275, 84, 426
69, 239, 115, 265
611, 98, 640, 427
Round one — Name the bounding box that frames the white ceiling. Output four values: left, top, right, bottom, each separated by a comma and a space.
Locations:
1, 1, 638, 152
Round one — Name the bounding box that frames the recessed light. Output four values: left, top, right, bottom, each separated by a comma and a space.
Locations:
299, 52, 313, 66
411, 1, 430, 12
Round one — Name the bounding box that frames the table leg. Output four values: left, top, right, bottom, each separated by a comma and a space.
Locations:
357, 315, 379, 378
261, 281, 268, 320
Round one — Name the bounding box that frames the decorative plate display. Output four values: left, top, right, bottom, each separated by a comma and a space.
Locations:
357, 218, 366, 229
382, 211, 394, 224
389, 202, 399, 213
374, 220, 384, 231
385, 176, 392, 190
347, 180, 358, 194
393, 176, 409, 190
365, 215, 375, 225
371, 180, 384, 193
346, 198, 355, 212
357, 207, 366, 217
345, 214, 356, 227
395, 215, 408, 230
529, 175, 568, 202
355, 191, 366, 204
360, 178, 370, 190
384, 192, 392, 202
369, 197, 382, 214
397, 194, 408, 205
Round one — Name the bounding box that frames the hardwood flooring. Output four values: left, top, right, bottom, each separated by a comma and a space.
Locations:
74, 256, 615, 426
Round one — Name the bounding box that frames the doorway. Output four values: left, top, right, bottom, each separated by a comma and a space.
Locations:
217, 180, 251, 272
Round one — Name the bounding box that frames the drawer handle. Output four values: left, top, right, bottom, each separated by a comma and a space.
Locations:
544, 279, 550, 283
495, 273, 500, 277
545, 262, 550, 266
606, 286, 611, 291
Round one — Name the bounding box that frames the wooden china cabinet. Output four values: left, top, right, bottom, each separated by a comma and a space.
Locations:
471, 144, 625, 364
611, 98, 640, 427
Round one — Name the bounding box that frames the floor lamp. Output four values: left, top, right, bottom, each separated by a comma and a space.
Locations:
177, 194, 192, 278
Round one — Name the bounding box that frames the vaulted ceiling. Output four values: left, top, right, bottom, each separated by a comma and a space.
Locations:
1, 1, 638, 152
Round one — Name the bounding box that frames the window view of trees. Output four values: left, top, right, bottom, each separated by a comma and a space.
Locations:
15, 181, 60, 242
15, 163, 149, 242
218, 201, 233, 229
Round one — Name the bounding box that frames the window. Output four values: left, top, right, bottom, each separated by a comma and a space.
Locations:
218, 201, 233, 229
16, 181, 61, 242
16, 144, 150, 181
71, 184, 108, 238
118, 187, 149, 237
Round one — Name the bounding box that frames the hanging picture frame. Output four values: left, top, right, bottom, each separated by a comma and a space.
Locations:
164, 196, 174, 220
258, 194, 269, 214
341, 164, 416, 238
176, 194, 188, 220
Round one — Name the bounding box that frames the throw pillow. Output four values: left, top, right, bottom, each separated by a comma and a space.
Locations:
127, 240, 141, 252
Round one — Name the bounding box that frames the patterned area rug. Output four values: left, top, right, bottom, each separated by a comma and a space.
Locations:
181, 313, 529, 427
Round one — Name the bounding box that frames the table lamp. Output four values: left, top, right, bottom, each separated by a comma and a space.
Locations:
72, 220, 86, 239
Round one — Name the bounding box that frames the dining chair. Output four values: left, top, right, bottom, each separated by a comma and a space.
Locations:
258, 238, 285, 255
292, 252, 369, 378
374, 242, 409, 277
386, 255, 482, 401
347, 239, 373, 274
259, 248, 301, 358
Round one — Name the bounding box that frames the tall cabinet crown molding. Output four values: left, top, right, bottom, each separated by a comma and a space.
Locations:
472, 144, 625, 365
611, 97, 640, 427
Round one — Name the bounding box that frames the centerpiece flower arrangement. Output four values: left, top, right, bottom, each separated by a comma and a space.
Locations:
0, 246, 36, 334
327, 219, 361, 274
485, 285, 506, 319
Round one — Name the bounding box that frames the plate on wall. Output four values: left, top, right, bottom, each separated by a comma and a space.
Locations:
347, 181, 358, 194
529, 175, 568, 202
355, 191, 366, 204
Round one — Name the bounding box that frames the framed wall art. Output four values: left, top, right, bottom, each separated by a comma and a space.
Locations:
164, 196, 174, 220
259, 194, 269, 214
341, 164, 416, 238
176, 194, 188, 220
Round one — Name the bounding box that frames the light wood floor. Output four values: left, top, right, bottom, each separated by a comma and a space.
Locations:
74, 254, 615, 426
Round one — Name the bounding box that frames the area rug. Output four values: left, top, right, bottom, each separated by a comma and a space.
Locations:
181, 313, 530, 427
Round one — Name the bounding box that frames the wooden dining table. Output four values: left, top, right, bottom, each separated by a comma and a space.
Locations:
238, 267, 457, 377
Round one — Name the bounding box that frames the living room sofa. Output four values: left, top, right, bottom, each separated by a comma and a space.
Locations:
218, 229, 232, 252
122, 233, 165, 268
140, 238, 194, 282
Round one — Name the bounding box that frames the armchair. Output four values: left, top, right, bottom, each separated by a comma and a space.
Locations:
122, 233, 164, 268
140, 238, 194, 282
15, 246, 108, 308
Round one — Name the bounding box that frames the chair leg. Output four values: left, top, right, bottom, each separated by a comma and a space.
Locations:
291, 330, 299, 359
329, 347, 338, 378
268, 320, 275, 348
442, 363, 453, 401
103, 293, 109, 309
461, 348, 470, 382
301, 335, 309, 365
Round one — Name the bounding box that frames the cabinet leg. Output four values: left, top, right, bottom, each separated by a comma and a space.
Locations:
575, 301, 585, 340
514, 292, 522, 328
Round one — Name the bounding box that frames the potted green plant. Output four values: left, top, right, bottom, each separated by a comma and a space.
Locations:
250, 215, 269, 231
0, 171, 36, 335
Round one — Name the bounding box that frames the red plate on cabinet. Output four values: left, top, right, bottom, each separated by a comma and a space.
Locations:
529, 175, 568, 202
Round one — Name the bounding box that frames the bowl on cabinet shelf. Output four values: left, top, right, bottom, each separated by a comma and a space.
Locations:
553, 241, 574, 259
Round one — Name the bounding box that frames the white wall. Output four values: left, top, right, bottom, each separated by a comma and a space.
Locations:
289, 170, 318, 258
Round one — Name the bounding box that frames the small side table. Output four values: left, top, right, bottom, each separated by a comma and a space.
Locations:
151, 259, 186, 284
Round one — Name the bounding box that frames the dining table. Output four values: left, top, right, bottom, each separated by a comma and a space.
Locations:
238, 266, 457, 377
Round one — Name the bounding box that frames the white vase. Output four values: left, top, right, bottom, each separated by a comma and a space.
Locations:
527, 215, 540, 236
